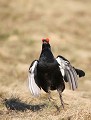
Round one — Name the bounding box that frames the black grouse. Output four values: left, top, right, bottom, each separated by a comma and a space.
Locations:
28, 38, 85, 108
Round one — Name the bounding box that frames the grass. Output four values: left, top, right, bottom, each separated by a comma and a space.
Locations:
0, 0, 91, 119
0, 33, 10, 41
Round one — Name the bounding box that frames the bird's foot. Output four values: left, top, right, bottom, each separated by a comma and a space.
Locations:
54, 105, 61, 112
48, 96, 55, 102
48, 90, 55, 102
54, 105, 65, 114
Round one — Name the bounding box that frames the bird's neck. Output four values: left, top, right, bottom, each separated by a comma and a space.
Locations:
39, 48, 55, 63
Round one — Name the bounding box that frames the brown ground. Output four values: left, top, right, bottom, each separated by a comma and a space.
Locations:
0, 0, 91, 120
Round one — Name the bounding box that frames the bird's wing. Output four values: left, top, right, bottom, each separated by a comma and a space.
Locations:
28, 60, 41, 96
56, 56, 78, 90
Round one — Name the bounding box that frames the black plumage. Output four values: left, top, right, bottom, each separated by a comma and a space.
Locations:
28, 39, 85, 108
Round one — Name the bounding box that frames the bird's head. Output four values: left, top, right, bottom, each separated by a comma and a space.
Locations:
42, 38, 49, 44
42, 38, 51, 50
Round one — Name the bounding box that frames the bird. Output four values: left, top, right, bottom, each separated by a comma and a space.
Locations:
28, 38, 85, 108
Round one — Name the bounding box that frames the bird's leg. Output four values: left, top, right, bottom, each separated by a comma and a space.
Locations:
48, 88, 54, 101
57, 89, 64, 109
48, 90, 51, 101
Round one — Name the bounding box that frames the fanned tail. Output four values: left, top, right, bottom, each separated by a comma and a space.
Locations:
74, 68, 85, 77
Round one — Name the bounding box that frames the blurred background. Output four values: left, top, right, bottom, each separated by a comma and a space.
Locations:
0, 0, 91, 119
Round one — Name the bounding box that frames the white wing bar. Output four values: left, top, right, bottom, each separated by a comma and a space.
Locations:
28, 61, 40, 96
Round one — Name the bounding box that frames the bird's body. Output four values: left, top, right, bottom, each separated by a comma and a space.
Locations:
37, 44, 64, 92
28, 38, 85, 108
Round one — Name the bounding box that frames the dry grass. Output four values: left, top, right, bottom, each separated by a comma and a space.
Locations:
0, 0, 91, 119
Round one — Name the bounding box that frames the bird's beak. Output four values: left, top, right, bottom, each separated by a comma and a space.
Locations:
43, 40, 48, 44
